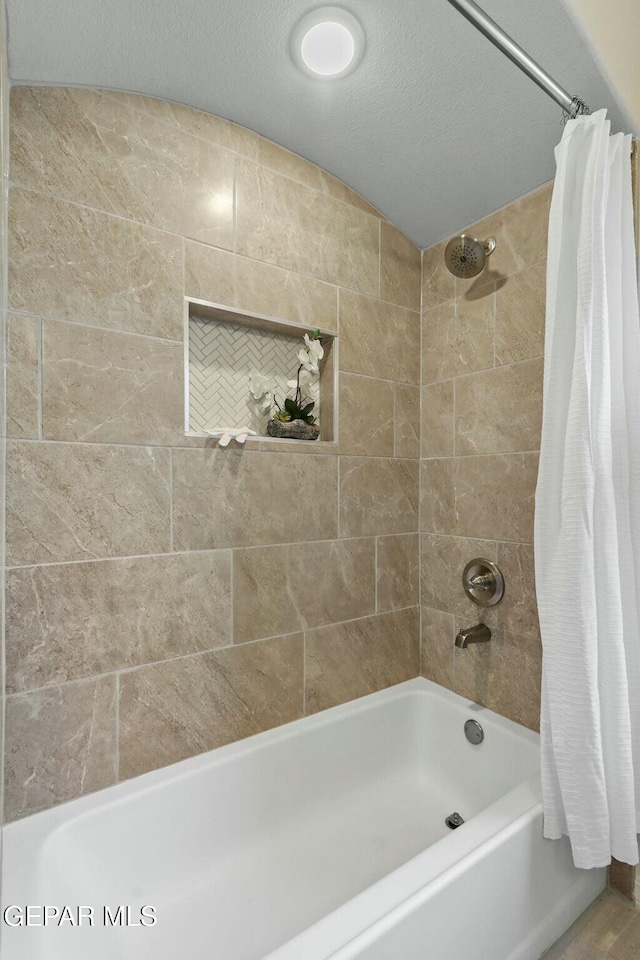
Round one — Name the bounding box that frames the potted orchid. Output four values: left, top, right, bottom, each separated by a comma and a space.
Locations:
249, 331, 324, 440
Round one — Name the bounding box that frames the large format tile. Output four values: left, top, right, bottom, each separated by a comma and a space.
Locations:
494, 261, 546, 365
256, 137, 326, 191
394, 384, 420, 459
105, 90, 260, 159
6, 441, 171, 565
421, 381, 454, 458
420, 534, 498, 622
10, 87, 235, 247
185, 242, 338, 332
496, 541, 540, 638
420, 454, 538, 542
305, 608, 419, 713
451, 453, 538, 542
6, 313, 39, 439
339, 457, 419, 537
376, 533, 419, 612
236, 160, 380, 295
6, 552, 232, 693
380, 221, 421, 311
318, 171, 383, 218
9, 188, 183, 338
4, 676, 117, 821
454, 622, 542, 731
42, 321, 184, 444
119, 635, 303, 779
454, 358, 543, 455
233, 538, 375, 643
172, 449, 337, 549
338, 373, 394, 457
255, 138, 383, 218
422, 289, 494, 383
419, 459, 455, 534
339, 291, 420, 384
421, 240, 456, 311
421, 606, 455, 691
459, 184, 552, 280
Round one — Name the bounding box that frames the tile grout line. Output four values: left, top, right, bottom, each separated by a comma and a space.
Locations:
114, 673, 120, 783
10, 310, 184, 346
232, 158, 237, 254
168, 449, 174, 552
37, 315, 43, 440
5, 534, 382, 571
302, 630, 306, 717
492, 281, 497, 368
7, 605, 421, 700
9, 182, 414, 310
392, 383, 397, 459
374, 536, 378, 614
5, 435, 422, 459
377, 218, 382, 299
229, 548, 235, 645
452, 377, 456, 458
336, 456, 341, 539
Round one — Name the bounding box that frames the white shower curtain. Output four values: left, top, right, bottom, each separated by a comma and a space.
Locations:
535, 110, 640, 869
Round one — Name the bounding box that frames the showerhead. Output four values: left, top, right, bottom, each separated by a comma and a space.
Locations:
444, 234, 497, 279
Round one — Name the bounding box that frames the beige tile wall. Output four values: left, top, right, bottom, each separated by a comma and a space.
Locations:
419, 184, 552, 733
0, 0, 8, 823
4, 86, 422, 821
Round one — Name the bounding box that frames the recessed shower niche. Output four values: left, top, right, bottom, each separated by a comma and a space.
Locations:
184, 299, 337, 442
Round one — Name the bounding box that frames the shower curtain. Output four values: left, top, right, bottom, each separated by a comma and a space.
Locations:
535, 110, 640, 869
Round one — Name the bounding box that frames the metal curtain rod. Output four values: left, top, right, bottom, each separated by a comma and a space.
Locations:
445, 0, 590, 119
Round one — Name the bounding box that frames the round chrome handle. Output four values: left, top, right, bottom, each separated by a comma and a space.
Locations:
462, 558, 505, 607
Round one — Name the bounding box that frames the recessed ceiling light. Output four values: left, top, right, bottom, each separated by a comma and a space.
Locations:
291, 7, 365, 80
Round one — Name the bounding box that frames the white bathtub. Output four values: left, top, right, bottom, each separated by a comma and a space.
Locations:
1, 678, 604, 960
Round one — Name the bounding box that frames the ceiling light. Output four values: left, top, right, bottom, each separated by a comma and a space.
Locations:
292, 7, 365, 80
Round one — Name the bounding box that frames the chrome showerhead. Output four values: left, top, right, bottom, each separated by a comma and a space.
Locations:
444, 234, 496, 279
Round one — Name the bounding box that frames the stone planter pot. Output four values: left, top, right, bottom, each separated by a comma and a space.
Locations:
267, 419, 320, 441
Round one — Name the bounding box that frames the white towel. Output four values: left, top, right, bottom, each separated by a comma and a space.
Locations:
535, 110, 640, 868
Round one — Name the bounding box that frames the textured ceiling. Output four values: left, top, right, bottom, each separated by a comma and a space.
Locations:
6, 0, 629, 247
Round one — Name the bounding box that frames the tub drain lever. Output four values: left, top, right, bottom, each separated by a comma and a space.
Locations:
445, 811, 465, 829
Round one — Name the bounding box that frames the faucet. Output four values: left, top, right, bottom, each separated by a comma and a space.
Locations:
455, 623, 491, 648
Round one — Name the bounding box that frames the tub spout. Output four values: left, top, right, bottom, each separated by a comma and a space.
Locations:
455, 623, 491, 648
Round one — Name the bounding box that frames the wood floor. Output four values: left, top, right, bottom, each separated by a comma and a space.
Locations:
543, 892, 640, 959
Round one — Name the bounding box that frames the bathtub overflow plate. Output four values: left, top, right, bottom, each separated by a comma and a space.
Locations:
445, 811, 465, 830
464, 719, 484, 745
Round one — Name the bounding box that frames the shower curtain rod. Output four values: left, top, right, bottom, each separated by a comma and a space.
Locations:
445, 0, 590, 119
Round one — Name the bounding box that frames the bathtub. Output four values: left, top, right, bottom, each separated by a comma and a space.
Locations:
1, 677, 604, 960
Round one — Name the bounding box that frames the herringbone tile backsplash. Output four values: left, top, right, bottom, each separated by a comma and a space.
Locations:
188, 315, 318, 434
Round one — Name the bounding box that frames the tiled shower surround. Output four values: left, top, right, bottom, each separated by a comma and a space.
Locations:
419, 187, 551, 731
4, 86, 422, 820
5, 84, 635, 826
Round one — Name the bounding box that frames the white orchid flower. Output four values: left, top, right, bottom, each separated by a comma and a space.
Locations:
297, 347, 317, 374
304, 333, 324, 364
298, 368, 314, 392
248, 371, 273, 400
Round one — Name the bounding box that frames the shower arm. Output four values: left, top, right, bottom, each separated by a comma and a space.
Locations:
445, 0, 590, 119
